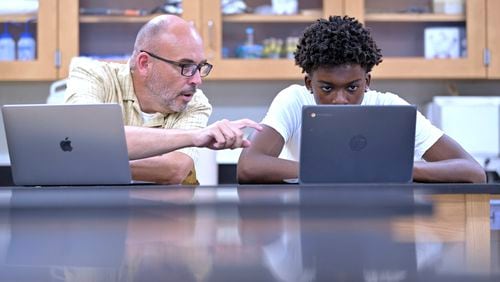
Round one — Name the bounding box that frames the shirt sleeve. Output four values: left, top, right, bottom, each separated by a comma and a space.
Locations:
261, 85, 305, 142
64, 58, 109, 104
414, 111, 443, 160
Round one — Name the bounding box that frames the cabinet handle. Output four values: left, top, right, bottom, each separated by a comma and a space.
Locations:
207, 20, 215, 58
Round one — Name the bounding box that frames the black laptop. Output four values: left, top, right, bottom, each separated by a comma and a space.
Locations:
299, 105, 416, 184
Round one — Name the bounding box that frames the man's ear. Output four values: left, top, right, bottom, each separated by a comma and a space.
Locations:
136, 52, 150, 74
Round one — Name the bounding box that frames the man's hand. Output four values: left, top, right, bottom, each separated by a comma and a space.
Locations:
192, 119, 263, 150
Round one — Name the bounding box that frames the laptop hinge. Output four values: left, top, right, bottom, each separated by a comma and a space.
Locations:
54, 49, 61, 69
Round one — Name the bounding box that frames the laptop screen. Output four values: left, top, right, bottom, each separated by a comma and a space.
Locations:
2, 104, 131, 186
299, 105, 416, 184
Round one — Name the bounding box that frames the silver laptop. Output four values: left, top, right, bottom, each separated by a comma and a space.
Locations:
2, 104, 132, 186
299, 105, 416, 184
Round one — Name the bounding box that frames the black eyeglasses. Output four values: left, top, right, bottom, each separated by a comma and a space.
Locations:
140, 50, 213, 77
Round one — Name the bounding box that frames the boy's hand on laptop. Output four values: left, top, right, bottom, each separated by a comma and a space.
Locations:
193, 119, 262, 150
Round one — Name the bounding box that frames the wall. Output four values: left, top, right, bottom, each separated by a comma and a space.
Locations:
0, 82, 51, 165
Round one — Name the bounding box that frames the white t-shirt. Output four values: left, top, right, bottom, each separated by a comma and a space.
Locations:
261, 84, 443, 161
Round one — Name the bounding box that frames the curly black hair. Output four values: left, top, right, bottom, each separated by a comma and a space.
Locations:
294, 15, 383, 74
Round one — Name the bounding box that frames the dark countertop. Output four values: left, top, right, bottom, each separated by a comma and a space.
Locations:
1, 183, 499, 208
0, 184, 499, 281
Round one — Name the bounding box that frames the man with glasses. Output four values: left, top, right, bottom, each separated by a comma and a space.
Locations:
65, 15, 261, 185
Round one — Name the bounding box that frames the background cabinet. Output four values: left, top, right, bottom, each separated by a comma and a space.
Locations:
345, 0, 488, 79
58, 0, 201, 79
199, 0, 498, 80
0, 0, 58, 81
201, 0, 343, 80
0, 0, 498, 81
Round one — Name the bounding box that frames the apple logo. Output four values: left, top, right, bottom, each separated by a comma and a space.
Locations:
60, 137, 73, 152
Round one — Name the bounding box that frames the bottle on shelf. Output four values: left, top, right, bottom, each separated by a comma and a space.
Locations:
236, 26, 263, 59
17, 20, 36, 61
262, 37, 283, 59
0, 22, 16, 61
285, 36, 299, 59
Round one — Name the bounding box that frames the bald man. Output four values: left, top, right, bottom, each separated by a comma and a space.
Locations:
65, 15, 261, 185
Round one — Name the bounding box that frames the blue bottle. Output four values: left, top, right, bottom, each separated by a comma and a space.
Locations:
17, 20, 36, 61
0, 23, 15, 61
236, 26, 262, 59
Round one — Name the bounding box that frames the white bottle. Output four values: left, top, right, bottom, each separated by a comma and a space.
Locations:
17, 22, 36, 61
0, 23, 15, 61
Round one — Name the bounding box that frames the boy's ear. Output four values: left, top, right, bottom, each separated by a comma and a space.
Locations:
304, 74, 312, 92
365, 73, 371, 89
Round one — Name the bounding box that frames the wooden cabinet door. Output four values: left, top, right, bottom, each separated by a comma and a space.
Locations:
345, 0, 487, 79
0, 0, 58, 81
201, 0, 343, 80
58, 0, 79, 79
486, 0, 500, 79
58, 0, 203, 79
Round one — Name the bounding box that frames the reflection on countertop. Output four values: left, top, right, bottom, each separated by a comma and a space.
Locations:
0, 185, 498, 281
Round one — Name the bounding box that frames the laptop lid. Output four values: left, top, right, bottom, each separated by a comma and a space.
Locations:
2, 104, 132, 186
299, 105, 416, 184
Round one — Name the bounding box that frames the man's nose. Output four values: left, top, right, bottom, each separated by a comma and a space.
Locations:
187, 69, 203, 86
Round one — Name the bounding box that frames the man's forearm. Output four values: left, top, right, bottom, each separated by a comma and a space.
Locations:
126, 119, 262, 160
130, 152, 194, 184
125, 126, 194, 160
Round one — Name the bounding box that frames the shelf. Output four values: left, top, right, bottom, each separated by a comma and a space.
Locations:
0, 14, 37, 23
79, 13, 164, 23
222, 13, 465, 25
365, 13, 465, 22
223, 14, 319, 23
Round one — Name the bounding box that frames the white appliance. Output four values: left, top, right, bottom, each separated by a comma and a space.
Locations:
426, 96, 500, 175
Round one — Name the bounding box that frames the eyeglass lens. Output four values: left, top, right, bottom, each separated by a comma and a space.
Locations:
182, 64, 212, 77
